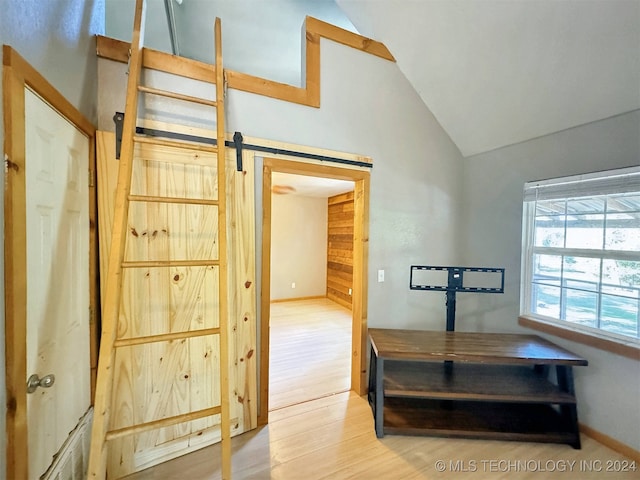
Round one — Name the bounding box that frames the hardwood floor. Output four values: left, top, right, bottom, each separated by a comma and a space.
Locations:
125, 390, 637, 479
124, 299, 638, 479
269, 298, 352, 410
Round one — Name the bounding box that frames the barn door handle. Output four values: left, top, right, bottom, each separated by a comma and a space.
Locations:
26, 373, 55, 394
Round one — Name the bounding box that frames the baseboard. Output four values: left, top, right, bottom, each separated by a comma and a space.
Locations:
580, 423, 640, 462
270, 295, 326, 303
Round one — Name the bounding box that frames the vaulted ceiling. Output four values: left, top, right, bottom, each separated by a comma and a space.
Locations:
107, 0, 640, 158
338, 0, 640, 157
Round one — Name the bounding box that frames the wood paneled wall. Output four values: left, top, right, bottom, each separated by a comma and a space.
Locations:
326, 192, 354, 309
96, 130, 257, 477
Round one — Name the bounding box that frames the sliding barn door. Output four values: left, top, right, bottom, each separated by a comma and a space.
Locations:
96, 130, 256, 476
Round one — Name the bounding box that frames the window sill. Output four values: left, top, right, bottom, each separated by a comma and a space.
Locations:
518, 316, 640, 361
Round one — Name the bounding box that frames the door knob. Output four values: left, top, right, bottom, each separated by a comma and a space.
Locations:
26, 373, 55, 394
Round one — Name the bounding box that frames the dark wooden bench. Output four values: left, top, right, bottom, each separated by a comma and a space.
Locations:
368, 328, 588, 448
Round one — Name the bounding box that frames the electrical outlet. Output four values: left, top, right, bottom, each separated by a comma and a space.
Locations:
378, 270, 385, 282
291, 282, 296, 289
348, 288, 352, 295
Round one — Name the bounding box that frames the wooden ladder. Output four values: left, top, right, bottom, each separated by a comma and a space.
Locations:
88, 0, 232, 478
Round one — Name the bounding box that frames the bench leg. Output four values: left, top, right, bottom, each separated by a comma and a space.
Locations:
557, 365, 581, 449
368, 345, 376, 406
375, 356, 385, 438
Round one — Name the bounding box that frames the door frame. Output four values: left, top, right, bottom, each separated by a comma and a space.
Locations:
3, 46, 98, 480
258, 156, 370, 424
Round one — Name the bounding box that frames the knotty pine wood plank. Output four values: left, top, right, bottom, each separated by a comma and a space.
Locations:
327, 253, 353, 263
327, 225, 354, 235
327, 268, 353, 285
328, 210, 356, 222
327, 261, 352, 274
327, 191, 354, 205
328, 232, 353, 243
112, 147, 222, 475
226, 149, 258, 432
96, 130, 257, 477
327, 188, 354, 312
329, 204, 352, 216
326, 274, 352, 289
327, 241, 353, 251
95, 135, 141, 329
327, 218, 355, 229
326, 279, 351, 295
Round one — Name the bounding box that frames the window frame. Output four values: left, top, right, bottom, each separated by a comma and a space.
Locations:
520, 167, 640, 358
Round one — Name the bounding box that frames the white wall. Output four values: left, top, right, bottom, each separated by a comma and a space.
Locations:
459, 110, 640, 449
0, 1, 104, 477
271, 194, 328, 300
98, 35, 465, 331
229, 40, 466, 330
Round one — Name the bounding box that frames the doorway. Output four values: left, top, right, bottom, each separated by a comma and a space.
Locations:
3, 47, 98, 480
259, 157, 370, 424
268, 173, 354, 411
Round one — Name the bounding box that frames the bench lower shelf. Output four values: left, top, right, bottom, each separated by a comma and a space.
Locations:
382, 397, 580, 446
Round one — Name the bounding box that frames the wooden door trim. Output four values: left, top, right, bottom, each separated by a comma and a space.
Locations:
258, 157, 369, 425
2, 45, 97, 480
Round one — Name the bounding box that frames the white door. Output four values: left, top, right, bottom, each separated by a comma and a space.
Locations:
24, 88, 91, 479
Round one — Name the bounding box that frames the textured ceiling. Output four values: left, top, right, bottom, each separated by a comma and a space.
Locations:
337, 0, 640, 157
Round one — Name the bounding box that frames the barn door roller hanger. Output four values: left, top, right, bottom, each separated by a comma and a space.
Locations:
113, 112, 374, 171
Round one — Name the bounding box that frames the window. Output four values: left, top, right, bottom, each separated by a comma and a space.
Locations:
521, 166, 640, 344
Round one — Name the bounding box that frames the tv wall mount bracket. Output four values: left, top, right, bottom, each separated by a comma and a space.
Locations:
410, 265, 505, 332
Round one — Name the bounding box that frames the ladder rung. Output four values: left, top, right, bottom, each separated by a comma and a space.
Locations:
134, 135, 218, 153
138, 85, 218, 107
105, 406, 222, 441
121, 260, 219, 268
128, 194, 219, 206
114, 327, 221, 348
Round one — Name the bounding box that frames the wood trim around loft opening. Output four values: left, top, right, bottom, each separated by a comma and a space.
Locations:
95, 16, 395, 108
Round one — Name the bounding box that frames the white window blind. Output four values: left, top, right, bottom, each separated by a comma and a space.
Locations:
523, 166, 640, 201
520, 165, 640, 343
